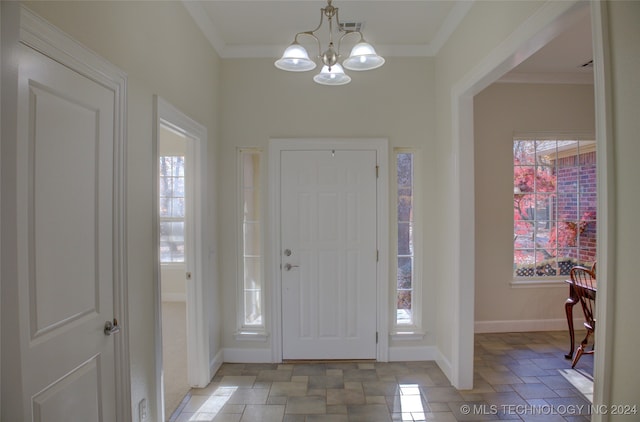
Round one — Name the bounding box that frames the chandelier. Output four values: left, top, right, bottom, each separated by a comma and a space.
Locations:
274, 0, 385, 86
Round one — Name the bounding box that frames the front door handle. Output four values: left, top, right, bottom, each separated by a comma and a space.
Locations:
104, 318, 121, 336
284, 263, 299, 271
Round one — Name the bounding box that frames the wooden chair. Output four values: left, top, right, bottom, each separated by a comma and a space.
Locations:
570, 266, 597, 368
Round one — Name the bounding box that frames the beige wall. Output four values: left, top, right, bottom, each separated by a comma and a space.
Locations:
19, 2, 222, 421
433, 0, 548, 368
219, 57, 439, 351
473, 83, 595, 326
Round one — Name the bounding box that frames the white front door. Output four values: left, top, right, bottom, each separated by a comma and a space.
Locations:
281, 149, 378, 360
15, 42, 119, 420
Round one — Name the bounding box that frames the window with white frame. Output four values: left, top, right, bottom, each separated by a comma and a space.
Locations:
159, 155, 185, 263
513, 136, 597, 277
237, 149, 265, 332
395, 149, 421, 329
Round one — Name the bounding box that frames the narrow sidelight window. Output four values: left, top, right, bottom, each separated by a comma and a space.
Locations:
238, 149, 264, 330
395, 150, 421, 328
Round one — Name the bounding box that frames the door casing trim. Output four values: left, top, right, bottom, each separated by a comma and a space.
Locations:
268, 138, 389, 362
153, 96, 211, 419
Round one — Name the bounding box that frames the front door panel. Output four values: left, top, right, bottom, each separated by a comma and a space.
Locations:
281, 149, 377, 359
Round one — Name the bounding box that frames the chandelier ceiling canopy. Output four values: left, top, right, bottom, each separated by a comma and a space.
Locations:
274, 0, 385, 86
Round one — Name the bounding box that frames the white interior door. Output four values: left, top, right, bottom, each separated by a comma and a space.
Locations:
281, 149, 378, 360
15, 42, 118, 420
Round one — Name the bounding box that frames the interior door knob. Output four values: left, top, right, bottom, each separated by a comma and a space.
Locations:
104, 318, 121, 336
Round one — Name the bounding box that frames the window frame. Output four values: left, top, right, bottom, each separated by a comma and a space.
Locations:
235, 148, 267, 340
159, 154, 186, 264
512, 133, 597, 285
392, 148, 423, 338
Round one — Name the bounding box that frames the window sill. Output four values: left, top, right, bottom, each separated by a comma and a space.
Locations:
510, 278, 568, 288
390, 330, 425, 341
234, 330, 269, 342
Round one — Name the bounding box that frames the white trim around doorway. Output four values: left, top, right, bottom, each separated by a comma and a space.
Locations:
153, 96, 211, 420
268, 138, 389, 363
449, 2, 611, 413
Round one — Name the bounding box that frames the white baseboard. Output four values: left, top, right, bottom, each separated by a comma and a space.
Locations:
435, 351, 453, 386
210, 349, 224, 378
388, 345, 439, 361
474, 318, 583, 333
223, 348, 274, 363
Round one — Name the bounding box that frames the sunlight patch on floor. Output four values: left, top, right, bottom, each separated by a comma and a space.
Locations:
559, 368, 593, 402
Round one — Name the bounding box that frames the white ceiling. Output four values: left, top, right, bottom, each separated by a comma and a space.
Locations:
183, 0, 593, 83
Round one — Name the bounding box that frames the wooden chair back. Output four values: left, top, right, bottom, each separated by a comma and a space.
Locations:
570, 265, 596, 332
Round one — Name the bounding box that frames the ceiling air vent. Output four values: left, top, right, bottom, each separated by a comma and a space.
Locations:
340, 22, 363, 32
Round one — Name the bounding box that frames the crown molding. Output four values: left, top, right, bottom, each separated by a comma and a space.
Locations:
181, 0, 474, 59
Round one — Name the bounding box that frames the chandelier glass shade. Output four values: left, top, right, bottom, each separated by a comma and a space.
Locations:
274, 0, 384, 85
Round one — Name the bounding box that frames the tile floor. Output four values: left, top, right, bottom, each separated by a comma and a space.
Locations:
169, 331, 594, 421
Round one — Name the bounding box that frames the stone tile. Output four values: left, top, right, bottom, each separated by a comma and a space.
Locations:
420, 387, 465, 403
326, 404, 348, 414
308, 375, 344, 389
366, 395, 387, 404
256, 369, 293, 382
266, 395, 288, 405
226, 388, 269, 405
285, 395, 327, 414
396, 373, 436, 387
292, 364, 326, 376
481, 391, 529, 408
307, 388, 326, 397
219, 404, 245, 414
240, 404, 285, 422
363, 381, 402, 396
306, 415, 349, 422
386, 393, 429, 414
326, 388, 365, 405
421, 412, 459, 421
182, 394, 230, 413
269, 381, 308, 397
170, 332, 594, 422
212, 414, 242, 422
475, 368, 523, 385
358, 363, 376, 370
511, 382, 559, 399
343, 368, 379, 382
347, 404, 392, 422
536, 375, 575, 390
240, 363, 279, 375
326, 368, 343, 377
220, 376, 256, 388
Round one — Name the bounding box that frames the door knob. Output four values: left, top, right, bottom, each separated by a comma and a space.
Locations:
284, 263, 299, 271
104, 318, 121, 336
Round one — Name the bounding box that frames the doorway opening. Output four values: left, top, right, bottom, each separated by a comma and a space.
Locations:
154, 97, 210, 420
158, 125, 189, 418
451, 0, 610, 408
